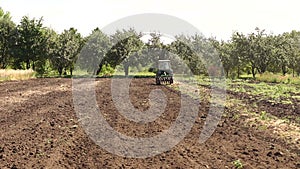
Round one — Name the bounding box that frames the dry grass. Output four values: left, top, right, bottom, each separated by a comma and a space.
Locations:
0, 69, 36, 81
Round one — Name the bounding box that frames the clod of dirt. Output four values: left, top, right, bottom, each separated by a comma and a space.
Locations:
267, 152, 272, 157
50, 120, 55, 127
12, 147, 17, 153
10, 164, 17, 169
70, 125, 78, 129
0, 146, 4, 153
242, 151, 250, 155
269, 144, 275, 150
274, 152, 283, 157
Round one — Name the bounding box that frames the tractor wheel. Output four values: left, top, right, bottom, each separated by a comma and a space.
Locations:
170, 77, 174, 84
156, 78, 161, 85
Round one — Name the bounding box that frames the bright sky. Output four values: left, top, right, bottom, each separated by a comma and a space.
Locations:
1, 0, 300, 40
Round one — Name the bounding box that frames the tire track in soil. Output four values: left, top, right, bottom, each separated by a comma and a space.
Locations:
0, 78, 299, 168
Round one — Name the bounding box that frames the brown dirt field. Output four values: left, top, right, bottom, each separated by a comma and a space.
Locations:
0, 78, 299, 169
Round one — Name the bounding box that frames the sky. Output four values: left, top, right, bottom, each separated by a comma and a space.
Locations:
1, 0, 300, 41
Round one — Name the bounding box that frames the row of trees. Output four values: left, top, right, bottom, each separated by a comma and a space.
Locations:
1, 7, 300, 78
0, 8, 84, 75
0, 7, 211, 77
80, 31, 214, 76
212, 28, 300, 78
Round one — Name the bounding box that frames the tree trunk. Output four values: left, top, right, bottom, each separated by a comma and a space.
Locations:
0, 49, 7, 69
95, 63, 103, 75
251, 65, 256, 79
32, 62, 35, 71
58, 67, 63, 76
124, 64, 129, 77
70, 67, 73, 76
282, 65, 287, 76
26, 60, 30, 69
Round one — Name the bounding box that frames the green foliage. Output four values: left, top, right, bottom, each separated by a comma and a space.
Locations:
13, 16, 49, 70
78, 28, 111, 75
148, 67, 158, 73
257, 72, 300, 85
50, 28, 83, 76
260, 111, 268, 120
99, 64, 114, 77
232, 159, 243, 169
106, 28, 144, 76
258, 124, 268, 130
0, 8, 15, 69
211, 38, 241, 78
168, 34, 209, 75
226, 77, 300, 104
233, 114, 240, 120
34, 60, 46, 76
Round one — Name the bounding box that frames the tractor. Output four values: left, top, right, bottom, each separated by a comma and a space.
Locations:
155, 60, 174, 85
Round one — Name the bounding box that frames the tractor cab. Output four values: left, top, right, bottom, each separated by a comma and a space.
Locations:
158, 60, 171, 70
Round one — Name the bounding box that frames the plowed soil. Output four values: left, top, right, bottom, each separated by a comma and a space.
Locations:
0, 78, 299, 169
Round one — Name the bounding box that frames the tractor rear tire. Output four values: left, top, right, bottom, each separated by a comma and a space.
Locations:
156, 78, 161, 85
170, 77, 173, 84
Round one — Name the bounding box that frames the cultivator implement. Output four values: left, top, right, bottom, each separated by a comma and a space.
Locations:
156, 75, 173, 85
